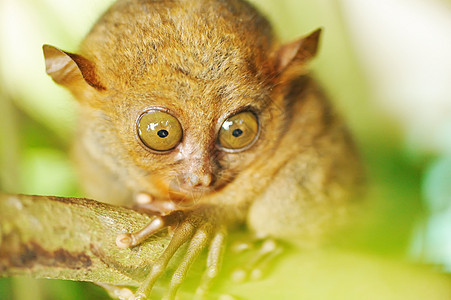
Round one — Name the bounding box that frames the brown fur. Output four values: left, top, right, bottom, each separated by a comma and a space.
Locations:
43, 0, 364, 297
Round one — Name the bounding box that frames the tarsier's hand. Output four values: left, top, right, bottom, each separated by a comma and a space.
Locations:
116, 205, 227, 299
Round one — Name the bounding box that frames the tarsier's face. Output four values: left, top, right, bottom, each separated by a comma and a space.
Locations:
104, 75, 278, 203
133, 106, 260, 200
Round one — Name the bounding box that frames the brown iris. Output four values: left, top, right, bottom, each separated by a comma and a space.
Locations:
137, 110, 182, 152
218, 111, 258, 151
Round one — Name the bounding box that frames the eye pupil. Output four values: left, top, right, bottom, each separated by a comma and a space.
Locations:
157, 129, 169, 138
232, 128, 243, 137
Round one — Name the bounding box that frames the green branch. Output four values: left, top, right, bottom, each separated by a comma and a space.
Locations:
0, 194, 169, 286
1, 194, 451, 300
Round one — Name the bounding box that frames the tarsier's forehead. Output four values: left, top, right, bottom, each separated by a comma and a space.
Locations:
114, 76, 271, 124
91, 0, 273, 36
80, 0, 275, 87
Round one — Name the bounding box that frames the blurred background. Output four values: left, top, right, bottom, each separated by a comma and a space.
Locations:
0, 0, 450, 299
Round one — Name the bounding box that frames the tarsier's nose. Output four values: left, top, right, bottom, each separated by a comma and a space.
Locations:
179, 150, 216, 190
186, 173, 214, 187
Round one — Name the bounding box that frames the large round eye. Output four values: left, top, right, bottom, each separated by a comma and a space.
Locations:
137, 110, 182, 152
218, 111, 259, 151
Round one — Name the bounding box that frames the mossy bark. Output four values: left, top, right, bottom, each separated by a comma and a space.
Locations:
1, 194, 451, 300
0, 194, 170, 286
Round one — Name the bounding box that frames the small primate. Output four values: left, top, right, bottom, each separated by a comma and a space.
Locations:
43, 0, 363, 298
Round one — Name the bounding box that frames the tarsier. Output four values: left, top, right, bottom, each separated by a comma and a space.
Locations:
43, 0, 363, 298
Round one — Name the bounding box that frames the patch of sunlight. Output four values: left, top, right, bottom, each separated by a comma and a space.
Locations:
19, 148, 78, 197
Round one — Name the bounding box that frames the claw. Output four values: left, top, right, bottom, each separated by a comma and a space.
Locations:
165, 223, 218, 299
195, 227, 227, 298
135, 219, 197, 297
134, 192, 154, 205
116, 210, 185, 248
133, 192, 176, 214
231, 238, 282, 282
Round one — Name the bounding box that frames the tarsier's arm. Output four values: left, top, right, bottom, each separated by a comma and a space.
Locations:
43, 0, 363, 298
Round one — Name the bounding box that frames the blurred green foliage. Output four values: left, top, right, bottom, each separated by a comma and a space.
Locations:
0, 0, 445, 299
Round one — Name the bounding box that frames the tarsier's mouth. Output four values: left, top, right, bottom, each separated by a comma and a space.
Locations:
167, 185, 213, 205
150, 171, 234, 205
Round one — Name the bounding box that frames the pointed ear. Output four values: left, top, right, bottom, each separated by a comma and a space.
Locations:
43, 45, 105, 93
271, 28, 322, 81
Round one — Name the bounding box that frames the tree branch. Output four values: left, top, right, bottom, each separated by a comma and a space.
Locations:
0, 193, 170, 286
1, 194, 451, 300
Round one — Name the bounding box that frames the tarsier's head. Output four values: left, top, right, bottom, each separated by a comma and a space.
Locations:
43, 0, 320, 203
